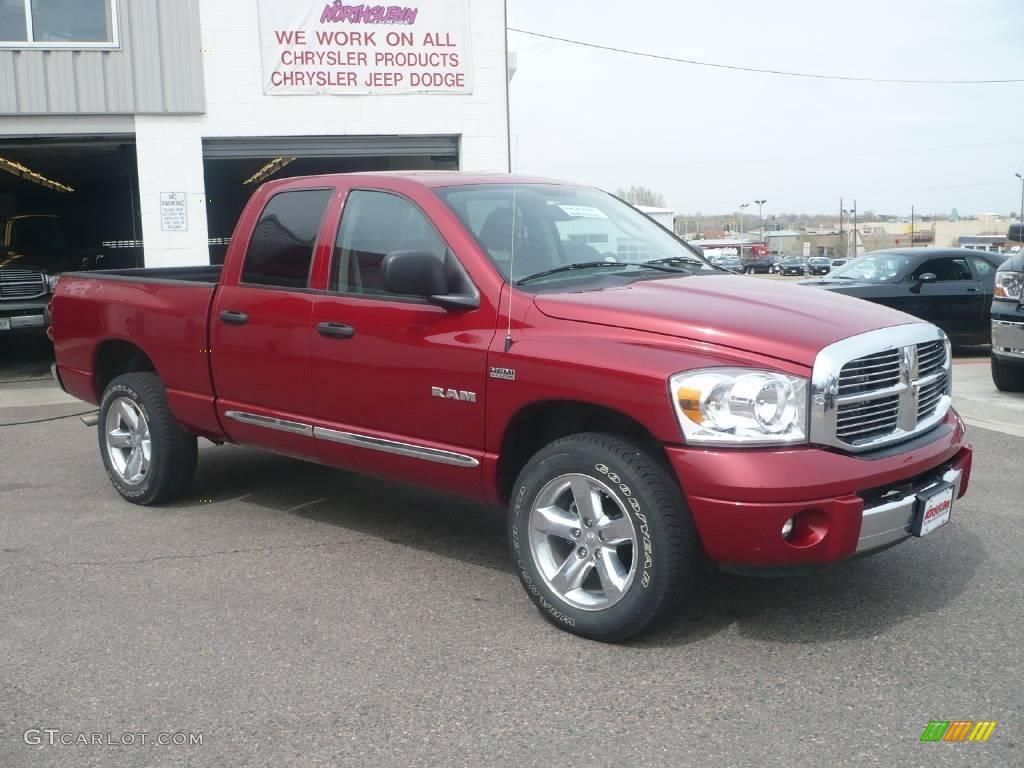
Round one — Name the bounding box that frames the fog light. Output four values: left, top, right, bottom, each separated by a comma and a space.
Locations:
781, 517, 795, 539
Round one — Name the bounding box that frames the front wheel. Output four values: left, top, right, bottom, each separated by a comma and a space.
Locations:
509, 433, 698, 641
992, 356, 1024, 392
98, 372, 198, 505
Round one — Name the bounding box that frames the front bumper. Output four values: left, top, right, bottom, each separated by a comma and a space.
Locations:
666, 410, 972, 567
991, 317, 1024, 360
0, 298, 47, 332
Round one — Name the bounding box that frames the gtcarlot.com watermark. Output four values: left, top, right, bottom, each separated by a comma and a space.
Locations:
23, 729, 203, 747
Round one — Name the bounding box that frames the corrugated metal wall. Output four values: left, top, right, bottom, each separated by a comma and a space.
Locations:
0, 0, 204, 116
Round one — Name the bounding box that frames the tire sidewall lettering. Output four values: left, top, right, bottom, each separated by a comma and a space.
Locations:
595, 462, 653, 589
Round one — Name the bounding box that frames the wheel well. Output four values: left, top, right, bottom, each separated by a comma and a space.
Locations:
497, 400, 663, 503
94, 340, 156, 396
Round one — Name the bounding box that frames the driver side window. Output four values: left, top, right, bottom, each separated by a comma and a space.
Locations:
912, 257, 971, 282
331, 190, 449, 296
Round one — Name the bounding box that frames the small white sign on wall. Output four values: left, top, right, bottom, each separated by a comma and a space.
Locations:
160, 192, 188, 232
802, 241, 811, 257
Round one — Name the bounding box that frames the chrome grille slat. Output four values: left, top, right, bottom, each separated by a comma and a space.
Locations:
810, 324, 952, 453
0, 269, 46, 300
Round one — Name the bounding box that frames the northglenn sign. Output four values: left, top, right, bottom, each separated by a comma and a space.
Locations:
257, 1, 473, 95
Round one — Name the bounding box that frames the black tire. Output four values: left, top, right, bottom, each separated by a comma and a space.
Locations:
98, 372, 198, 505
509, 432, 698, 642
991, 356, 1024, 392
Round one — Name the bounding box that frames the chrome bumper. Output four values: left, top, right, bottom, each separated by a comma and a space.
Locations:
992, 319, 1024, 359
856, 468, 962, 553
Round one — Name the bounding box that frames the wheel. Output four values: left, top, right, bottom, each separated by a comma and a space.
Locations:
992, 356, 1024, 392
98, 372, 198, 505
509, 433, 698, 641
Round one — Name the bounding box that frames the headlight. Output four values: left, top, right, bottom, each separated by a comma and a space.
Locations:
46, 273, 60, 292
994, 271, 1023, 301
669, 368, 808, 445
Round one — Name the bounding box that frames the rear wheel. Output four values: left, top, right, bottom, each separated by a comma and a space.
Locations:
991, 356, 1024, 392
509, 433, 698, 641
98, 372, 198, 505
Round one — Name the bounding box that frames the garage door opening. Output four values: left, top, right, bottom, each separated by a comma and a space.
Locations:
202, 135, 459, 264
0, 136, 142, 272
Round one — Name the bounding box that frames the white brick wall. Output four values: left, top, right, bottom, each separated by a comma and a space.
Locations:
139, 0, 509, 267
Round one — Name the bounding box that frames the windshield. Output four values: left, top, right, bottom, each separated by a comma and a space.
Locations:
435, 184, 716, 285
828, 252, 913, 282
783, 256, 803, 263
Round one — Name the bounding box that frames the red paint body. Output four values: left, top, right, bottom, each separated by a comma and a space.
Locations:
51, 173, 972, 567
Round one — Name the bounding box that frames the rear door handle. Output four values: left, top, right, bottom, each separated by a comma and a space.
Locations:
317, 322, 355, 339
219, 310, 249, 325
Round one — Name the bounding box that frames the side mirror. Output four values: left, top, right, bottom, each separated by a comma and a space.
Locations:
911, 272, 937, 293
382, 250, 448, 296
381, 250, 479, 310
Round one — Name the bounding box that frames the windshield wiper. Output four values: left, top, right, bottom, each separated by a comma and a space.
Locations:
644, 256, 707, 269
516, 258, 696, 286
516, 261, 626, 285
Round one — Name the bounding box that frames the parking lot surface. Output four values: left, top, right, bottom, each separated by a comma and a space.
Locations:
1, 361, 1022, 767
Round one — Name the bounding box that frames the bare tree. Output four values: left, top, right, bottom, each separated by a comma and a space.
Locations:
615, 185, 666, 207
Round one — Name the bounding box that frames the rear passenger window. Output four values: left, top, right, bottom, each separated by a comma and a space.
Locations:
241, 189, 332, 288
331, 190, 448, 295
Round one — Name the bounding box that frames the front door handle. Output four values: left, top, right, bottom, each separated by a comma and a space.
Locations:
317, 322, 355, 339
966, 287, 979, 292
219, 310, 248, 325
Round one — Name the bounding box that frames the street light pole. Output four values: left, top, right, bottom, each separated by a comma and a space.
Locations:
755, 199, 767, 242
739, 202, 750, 238
844, 201, 858, 257
1016, 173, 1023, 223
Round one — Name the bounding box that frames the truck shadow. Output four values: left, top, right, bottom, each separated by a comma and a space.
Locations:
188, 444, 985, 647
635, 526, 985, 647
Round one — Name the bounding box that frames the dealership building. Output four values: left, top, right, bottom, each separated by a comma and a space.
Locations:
0, 0, 509, 267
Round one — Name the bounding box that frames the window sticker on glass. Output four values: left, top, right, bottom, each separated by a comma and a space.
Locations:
557, 205, 608, 219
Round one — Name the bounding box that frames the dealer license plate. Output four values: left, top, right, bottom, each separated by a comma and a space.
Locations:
913, 483, 954, 537
0, 318, 10, 331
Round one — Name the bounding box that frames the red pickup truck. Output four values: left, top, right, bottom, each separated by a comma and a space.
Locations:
50, 172, 973, 640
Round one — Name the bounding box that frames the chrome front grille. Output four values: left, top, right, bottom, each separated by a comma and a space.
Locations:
0, 269, 46, 300
811, 324, 952, 453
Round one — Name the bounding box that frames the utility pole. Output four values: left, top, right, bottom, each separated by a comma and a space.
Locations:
910, 205, 915, 245
755, 199, 767, 242
739, 202, 750, 239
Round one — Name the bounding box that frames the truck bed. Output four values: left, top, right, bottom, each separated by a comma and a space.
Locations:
62, 265, 222, 286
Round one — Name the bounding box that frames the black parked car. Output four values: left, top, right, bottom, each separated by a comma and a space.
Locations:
779, 256, 807, 276
800, 247, 1007, 346
807, 256, 832, 275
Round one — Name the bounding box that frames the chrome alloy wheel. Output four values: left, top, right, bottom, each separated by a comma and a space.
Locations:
104, 397, 151, 486
528, 473, 638, 611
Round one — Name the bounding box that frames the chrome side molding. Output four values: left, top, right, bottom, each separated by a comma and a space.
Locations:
314, 427, 480, 468
224, 410, 313, 437
222, 410, 479, 468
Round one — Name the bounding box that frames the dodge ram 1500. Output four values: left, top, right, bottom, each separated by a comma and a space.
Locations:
50, 172, 973, 640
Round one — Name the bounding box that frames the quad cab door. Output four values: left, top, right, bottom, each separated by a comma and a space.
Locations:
209, 183, 336, 459
309, 185, 496, 495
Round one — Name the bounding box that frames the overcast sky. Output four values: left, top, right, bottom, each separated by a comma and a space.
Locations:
507, 0, 1024, 218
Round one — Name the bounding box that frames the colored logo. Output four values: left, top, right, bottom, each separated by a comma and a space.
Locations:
920, 720, 997, 742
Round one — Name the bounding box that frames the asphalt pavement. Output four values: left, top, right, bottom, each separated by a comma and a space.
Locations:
1, 358, 1022, 767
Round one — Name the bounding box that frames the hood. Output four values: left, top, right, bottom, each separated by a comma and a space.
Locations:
533, 275, 920, 367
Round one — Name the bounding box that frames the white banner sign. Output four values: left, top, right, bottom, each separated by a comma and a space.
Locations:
257, 0, 472, 95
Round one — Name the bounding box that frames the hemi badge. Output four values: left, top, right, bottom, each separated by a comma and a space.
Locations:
490, 367, 516, 381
